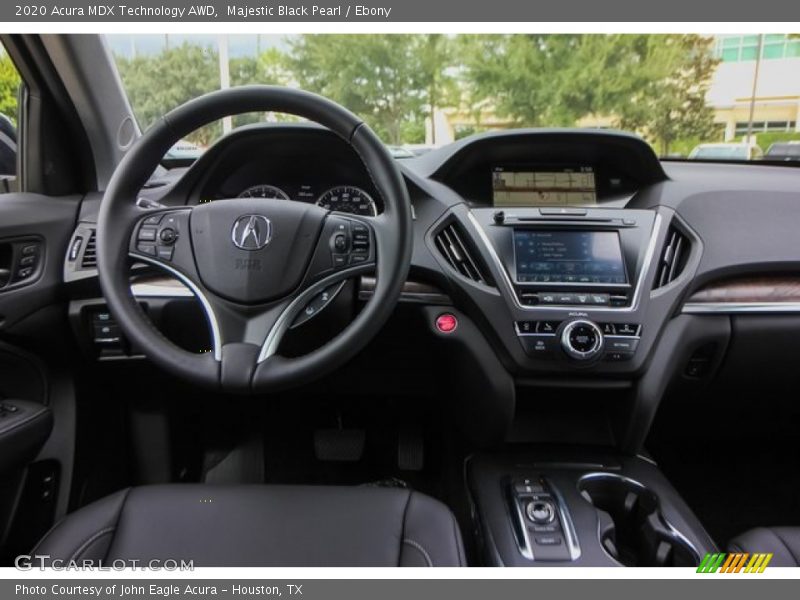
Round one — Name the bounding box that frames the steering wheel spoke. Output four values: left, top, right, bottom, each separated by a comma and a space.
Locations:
129, 207, 197, 276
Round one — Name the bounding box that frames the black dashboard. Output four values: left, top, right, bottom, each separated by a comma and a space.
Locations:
42, 124, 800, 448
415, 130, 666, 206
185, 125, 384, 216
152, 124, 383, 216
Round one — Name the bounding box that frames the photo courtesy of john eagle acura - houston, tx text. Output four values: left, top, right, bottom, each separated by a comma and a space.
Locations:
0, 13, 799, 593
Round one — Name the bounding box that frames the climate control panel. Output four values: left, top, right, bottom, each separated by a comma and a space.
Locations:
516, 319, 641, 363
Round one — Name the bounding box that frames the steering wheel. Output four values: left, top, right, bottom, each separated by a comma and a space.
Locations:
97, 86, 413, 393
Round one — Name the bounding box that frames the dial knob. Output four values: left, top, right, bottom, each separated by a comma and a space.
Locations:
561, 320, 604, 361
526, 500, 555, 524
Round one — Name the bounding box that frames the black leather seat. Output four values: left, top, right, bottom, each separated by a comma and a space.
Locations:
33, 485, 466, 567
728, 527, 800, 566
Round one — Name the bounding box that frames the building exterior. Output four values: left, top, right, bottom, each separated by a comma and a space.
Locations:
710, 35, 800, 141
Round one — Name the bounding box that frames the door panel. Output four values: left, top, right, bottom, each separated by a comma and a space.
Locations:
0, 191, 81, 561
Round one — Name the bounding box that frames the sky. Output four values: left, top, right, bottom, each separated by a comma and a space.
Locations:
106, 34, 290, 57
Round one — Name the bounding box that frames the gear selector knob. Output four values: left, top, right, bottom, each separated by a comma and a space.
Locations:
526, 500, 555, 524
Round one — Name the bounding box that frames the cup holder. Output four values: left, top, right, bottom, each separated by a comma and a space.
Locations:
577, 473, 700, 567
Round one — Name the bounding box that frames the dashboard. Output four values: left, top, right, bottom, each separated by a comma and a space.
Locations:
185, 125, 384, 216
52, 125, 800, 447
416, 129, 665, 207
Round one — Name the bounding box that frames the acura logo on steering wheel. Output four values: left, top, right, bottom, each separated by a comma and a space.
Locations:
232, 215, 273, 250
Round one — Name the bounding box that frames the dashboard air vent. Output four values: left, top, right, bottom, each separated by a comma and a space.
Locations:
654, 226, 689, 289
81, 230, 97, 268
434, 221, 490, 284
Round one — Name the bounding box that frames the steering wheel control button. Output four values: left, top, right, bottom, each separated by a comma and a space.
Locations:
526, 500, 556, 524
291, 282, 346, 329
143, 214, 163, 225
137, 227, 158, 242
351, 224, 370, 253
561, 319, 604, 361
325, 218, 373, 271
137, 244, 157, 256
159, 228, 178, 245
333, 233, 348, 252
435, 313, 458, 334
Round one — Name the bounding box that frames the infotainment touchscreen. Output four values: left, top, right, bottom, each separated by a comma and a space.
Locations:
492, 166, 596, 207
514, 230, 627, 284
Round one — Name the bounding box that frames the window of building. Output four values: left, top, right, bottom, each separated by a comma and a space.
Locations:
716, 34, 800, 62
734, 121, 797, 135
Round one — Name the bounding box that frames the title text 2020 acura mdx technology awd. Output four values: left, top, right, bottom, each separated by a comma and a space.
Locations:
1, 34, 800, 567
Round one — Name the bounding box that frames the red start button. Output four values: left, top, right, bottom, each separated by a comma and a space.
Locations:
435, 313, 458, 333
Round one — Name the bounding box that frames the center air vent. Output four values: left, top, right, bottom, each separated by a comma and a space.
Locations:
653, 225, 689, 289
434, 221, 490, 285
81, 230, 97, 268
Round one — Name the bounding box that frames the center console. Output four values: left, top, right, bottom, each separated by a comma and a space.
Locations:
467, 451, 716, 567
451, 205, 673, 376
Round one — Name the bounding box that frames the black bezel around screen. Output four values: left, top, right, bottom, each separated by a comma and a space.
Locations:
512, 229, 629, 287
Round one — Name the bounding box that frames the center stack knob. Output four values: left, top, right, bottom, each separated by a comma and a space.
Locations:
561, 319, 604, 361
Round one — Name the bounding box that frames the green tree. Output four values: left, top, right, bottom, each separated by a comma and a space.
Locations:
460, 34, 720, 155
417, 35, 459, 144
286, 35, 456, 144
0, 50, 21, 123
228, 48, 297, 129
115, 43, 221, 145
617, 35, 720, 155
459, 35, 586, 127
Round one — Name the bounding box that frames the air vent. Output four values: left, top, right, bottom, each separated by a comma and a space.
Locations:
81, 230, 97, 268
653, 226, 689, 289
434, 221, 490, 284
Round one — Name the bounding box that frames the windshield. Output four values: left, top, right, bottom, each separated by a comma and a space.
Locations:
106, 34, 800, 162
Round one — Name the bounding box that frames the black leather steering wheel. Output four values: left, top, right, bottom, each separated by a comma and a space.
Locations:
97, 86, 412, 393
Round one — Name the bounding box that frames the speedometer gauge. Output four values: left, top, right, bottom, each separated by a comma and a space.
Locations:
316, 186, 378, 216
238, 184, 290, 200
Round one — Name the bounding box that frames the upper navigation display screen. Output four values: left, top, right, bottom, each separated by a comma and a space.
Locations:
492, 166, 597, 207
514, 230, 627, 284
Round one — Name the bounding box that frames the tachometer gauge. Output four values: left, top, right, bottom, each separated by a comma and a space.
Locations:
238, 184, 290, 200
316, 186, 378, 216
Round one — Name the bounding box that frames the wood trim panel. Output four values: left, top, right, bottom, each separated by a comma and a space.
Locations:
688, 276, 800, 304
